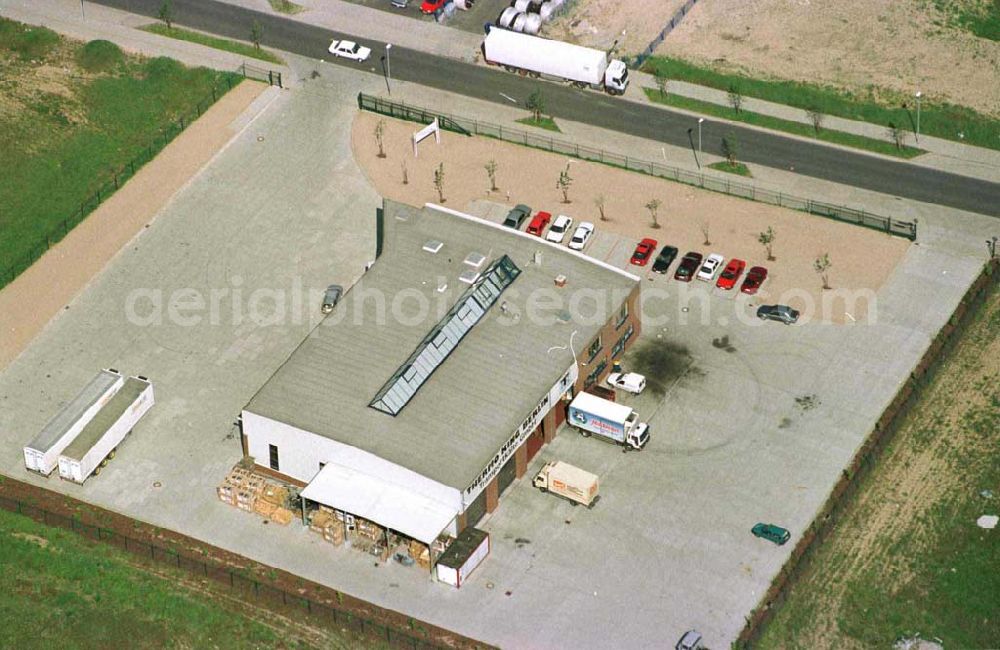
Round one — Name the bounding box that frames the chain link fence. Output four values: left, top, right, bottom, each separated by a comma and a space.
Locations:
0, 493, 459, 650
735, 257, 999, 648
357, 93, 917, 241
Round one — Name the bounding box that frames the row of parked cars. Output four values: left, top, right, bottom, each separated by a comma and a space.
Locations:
630, 241, 768, 294
504, 205, 596, 251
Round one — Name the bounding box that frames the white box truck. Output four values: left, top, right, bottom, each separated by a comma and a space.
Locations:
568, 391, 649, 451
533, 460, 600, 508
23, 369, 124, 476
482, 28, 629, 95
58, 375, 154, 484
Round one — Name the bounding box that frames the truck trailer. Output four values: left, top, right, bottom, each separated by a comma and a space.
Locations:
533, 460, 599, 507
568, 391, 649, 451
482, 28, 629, 95
23, 369, 124, 476
58, 375, 154, 484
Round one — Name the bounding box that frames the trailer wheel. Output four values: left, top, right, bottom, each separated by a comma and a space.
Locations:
529, 71, 540, 78
570, 501, 578, 507
539, 487, 548, 493
94, 466, 102, 476
108, 448, 117, 460
607, 88, 621, 96
581, 430, 591, 437
517, 69, 527, 76
100, 458, 109, 468
573, 81, 587, 89
504, 65, 516, 72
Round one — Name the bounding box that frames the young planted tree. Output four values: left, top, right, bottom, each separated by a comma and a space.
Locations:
700, 221, 711, 245
556, 164, 573, 203
433, 163, 445, 203
654, 68, 668, 98
758, 226, 776, 261
250, 20, 263, 50
805, 106, 824, 134
526, 88, 545, 123
887, 121, 906, 150
814, 252, 832, 289
401, 160, 408, 185
727, 83, 743, 114
374, 119, 386, 158
721, 133, 739, 166
484, 159, 498, 192
594, 194, 607, 221
645, 199, 662, 229
158, 0, 174, 29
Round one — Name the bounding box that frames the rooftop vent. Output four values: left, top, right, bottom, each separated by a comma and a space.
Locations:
437, 280, 448, 293
463, 251, 486, 268
458, 269, 481, 285
554, 274, 567, 287
533, 250, 543, 265
422, 240, 444, 254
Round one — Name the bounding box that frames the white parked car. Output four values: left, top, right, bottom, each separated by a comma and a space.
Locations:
328, 40, 372, 62
546, 214, 573, 243
606, 372, 646, 394
697, 253, 724, 282
568, 221, 594, 250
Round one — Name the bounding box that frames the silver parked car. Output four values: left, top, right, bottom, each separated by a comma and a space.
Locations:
322, 285, 343, 314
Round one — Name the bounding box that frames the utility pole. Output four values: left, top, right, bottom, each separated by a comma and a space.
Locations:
687, 128, 700, 169
381, 43, 393, 95
698, 117, 704, 153
915, 91, 922, 141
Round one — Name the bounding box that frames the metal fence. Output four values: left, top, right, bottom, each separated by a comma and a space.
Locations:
734, 258, 1000, 647
634, 0, 698, 68
0, 493, 451, 650
0, 62, 283, 291
357, 93, 917, 241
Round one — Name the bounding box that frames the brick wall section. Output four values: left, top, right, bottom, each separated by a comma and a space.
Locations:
574, 283, 642, 393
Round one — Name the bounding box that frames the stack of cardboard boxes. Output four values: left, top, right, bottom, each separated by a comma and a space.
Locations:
217, 465, 294, 525
308, 507, 346, 546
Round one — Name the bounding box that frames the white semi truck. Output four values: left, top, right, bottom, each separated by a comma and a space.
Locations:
23, 369, 124, 476
482, 28, 629, 95
568, 391, 649, 451
533, 460, 600, 507
58, 375, 154, 484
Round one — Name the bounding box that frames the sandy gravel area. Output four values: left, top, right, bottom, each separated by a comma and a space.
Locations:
0, 80, 269, 369
545, 0, 687, 56
353, 112, 910, 324
655, 0, 1000, 117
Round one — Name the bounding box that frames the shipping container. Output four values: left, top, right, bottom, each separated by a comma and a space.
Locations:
436, 527, 489, 588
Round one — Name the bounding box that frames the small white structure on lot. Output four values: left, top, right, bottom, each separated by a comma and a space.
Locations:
240, 200, 642, 554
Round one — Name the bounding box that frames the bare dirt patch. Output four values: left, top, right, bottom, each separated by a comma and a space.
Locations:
353, 112, 910, 324
545, 0, 687, 56
11, 531, 51, 548
654, 0, 1000, 117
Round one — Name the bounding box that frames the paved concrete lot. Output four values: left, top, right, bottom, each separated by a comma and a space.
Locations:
0, 62, 993, 649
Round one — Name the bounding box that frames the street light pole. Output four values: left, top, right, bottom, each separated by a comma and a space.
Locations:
915, 91, 922, 141
687, 128, 700, 169
988, 236, 998, 259
698, 118, 704, 153
380, 43, 393, 96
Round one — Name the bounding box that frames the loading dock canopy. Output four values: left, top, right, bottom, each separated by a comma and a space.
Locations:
301, 463, 458, 545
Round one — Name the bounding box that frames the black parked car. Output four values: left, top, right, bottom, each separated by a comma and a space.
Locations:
673, 251, 703, 282
503, 204, 532, 229
756, 304, 800, 324
652, 245, 679, 274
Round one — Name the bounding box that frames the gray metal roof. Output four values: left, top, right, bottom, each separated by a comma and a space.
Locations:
63, 377, 149, 460
27, 369, 121, 453
245, 202, 638, 490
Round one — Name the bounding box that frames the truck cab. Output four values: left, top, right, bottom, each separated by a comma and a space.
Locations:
605, 60, 629, 94
627, 422, 649, 451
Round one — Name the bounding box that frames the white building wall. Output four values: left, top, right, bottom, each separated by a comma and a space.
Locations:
241, 410, 463, 514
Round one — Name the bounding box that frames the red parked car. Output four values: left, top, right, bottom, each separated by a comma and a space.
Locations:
420, 0, 446, 13
674, 252, 703, 282
630, 238, 658, 266
740, 266, 768, 294
716, 258, 746, 290
526, 211, 552, 237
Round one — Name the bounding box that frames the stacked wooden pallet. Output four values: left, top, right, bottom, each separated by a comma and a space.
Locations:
217, 466, 293, 525
308, 509, 345, 546
409, 539, 431, 570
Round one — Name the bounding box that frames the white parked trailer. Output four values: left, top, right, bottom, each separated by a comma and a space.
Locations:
58, 376, 154, 484
23, 369, 123, 476
482, 28, 629, 94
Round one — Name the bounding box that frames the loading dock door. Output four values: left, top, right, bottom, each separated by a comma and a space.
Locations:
526, 426, 543, 462
498, 454, 517, 496
465, 490, 487, 528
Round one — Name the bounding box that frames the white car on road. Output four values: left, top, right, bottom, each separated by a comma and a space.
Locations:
546, 214, 573, 243
328, 40, 372, 62
697, 253, 724, 282
568, 221, 594, 250
606, 372, 646, 394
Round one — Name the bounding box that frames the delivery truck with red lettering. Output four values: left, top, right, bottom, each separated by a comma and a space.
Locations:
568, 391, 649, 451
533, 460, 600, 507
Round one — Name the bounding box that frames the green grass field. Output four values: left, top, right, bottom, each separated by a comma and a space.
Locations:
0, 18, 240, 286
515, 115, 562, 132
641, 56, 1000, 151
0, 508, 287, 648
642, 89, 924, 159
756, 280, 1000, 648
934, 0, 1000, 40
141, 23, 283, 64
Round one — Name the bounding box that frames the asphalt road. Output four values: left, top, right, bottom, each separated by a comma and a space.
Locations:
95, 0, 1000, 217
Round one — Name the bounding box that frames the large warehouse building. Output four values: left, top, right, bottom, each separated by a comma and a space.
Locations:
240, 201, 641, 550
